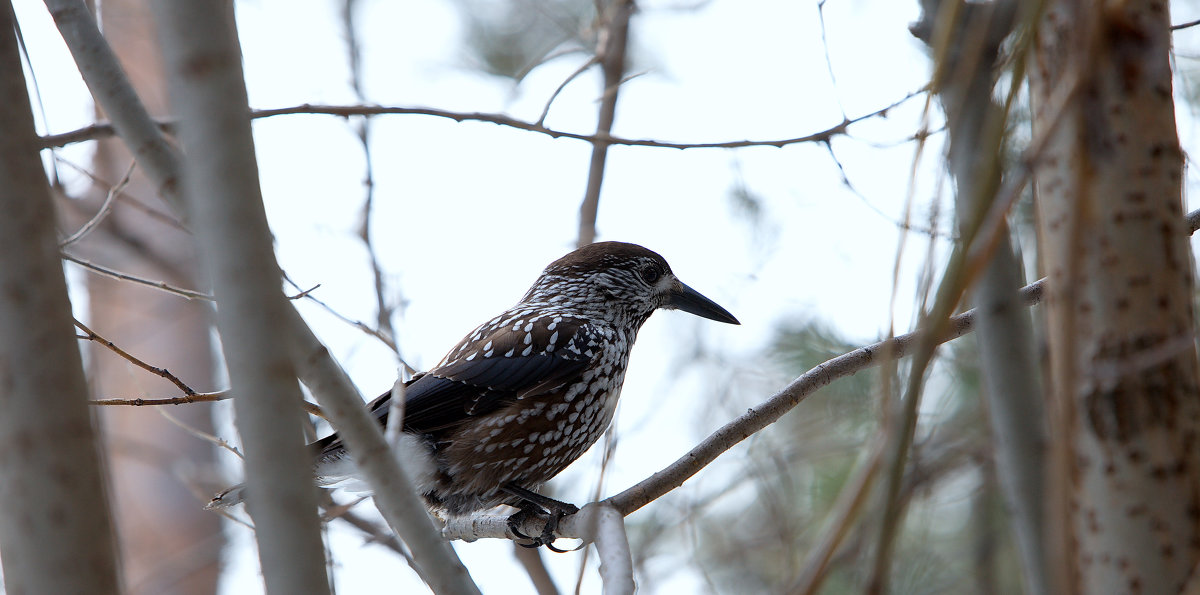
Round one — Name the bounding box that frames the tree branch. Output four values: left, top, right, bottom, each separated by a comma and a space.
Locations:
75, 318, 199, 395
43, 0, 185, 216
576, 0, 634, 247
39, 92, 925, 151
62, 252, 214, 301
285, 306, 482, 595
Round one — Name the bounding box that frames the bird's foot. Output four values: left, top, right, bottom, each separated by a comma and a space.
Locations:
503, 485, 580, 552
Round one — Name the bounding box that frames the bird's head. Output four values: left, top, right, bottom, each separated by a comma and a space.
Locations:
523, 241, 740, 328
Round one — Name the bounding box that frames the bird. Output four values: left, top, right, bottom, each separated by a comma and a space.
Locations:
211, 241, 739, 548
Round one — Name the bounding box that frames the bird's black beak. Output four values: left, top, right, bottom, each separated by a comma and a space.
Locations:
666, 280, 740, 325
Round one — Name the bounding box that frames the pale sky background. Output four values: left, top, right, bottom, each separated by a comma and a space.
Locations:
13, 0, 1200, 593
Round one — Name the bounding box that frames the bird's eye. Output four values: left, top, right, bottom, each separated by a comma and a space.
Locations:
640, 266, 661, 284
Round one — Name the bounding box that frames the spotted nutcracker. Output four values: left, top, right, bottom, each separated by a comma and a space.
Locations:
211, 241, 738, 547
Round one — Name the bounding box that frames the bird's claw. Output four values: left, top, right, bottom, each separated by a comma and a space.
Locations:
507, 502, 580, 551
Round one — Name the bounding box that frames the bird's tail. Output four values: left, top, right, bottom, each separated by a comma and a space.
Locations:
203, 432, 437, 510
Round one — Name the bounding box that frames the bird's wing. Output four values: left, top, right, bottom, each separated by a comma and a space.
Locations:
313, 317, 598, 457
400, 316, 599, 433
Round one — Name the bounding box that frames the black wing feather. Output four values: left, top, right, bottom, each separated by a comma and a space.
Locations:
314, 318, 595, 456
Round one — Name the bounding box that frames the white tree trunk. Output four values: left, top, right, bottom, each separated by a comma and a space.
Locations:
150, 1, 330, 592
1031, 1, 1200, 592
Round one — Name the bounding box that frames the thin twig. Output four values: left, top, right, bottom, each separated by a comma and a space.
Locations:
40, 91, 926, 152
53, 156, 189, 232
1172, 17, 1200, 31
340, 0, 401, 356
157, 407, 244, 459
90, 389, 326, 421
283, 278, 417, 374
90, 391, 228, 406
792, 436, 886, 594
62, 252, 214, 301
329, 506, 411, 558
59, 159, 135, 247
75, 318, 198, 395
815, 0, 847, 120
537, 56, 599, 126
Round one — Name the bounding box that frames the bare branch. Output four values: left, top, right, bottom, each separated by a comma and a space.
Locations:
793, 436, 887, 594
283, 274, 404, 356
604, 278, 1043, 516
52, 156, 188, 232
62, 252, 214, 300
43, 0, 185, 215
285, 306, 481, 595
89, 389, 325, 422
40, 92, 926, 152
59, 159, 135, 247
1172, 17, 1200, 31
576, 0, 634, 247
581, 504, 635, 595
537, 55, 598, 126
75, 318, 199, 395
90, 391, 228, 406
156, 407, 244, 459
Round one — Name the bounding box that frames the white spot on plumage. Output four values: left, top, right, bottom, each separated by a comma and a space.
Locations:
522, 345, 532, 356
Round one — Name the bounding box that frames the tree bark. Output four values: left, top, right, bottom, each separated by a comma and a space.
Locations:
151, 1, 331, 592
76, 1, 224, 591
1030, 1, 1200, 592
0, 2, 122, 591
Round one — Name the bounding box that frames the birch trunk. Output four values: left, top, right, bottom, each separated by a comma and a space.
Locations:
151, 1, 331, 592
1030, 1, 1200, 592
